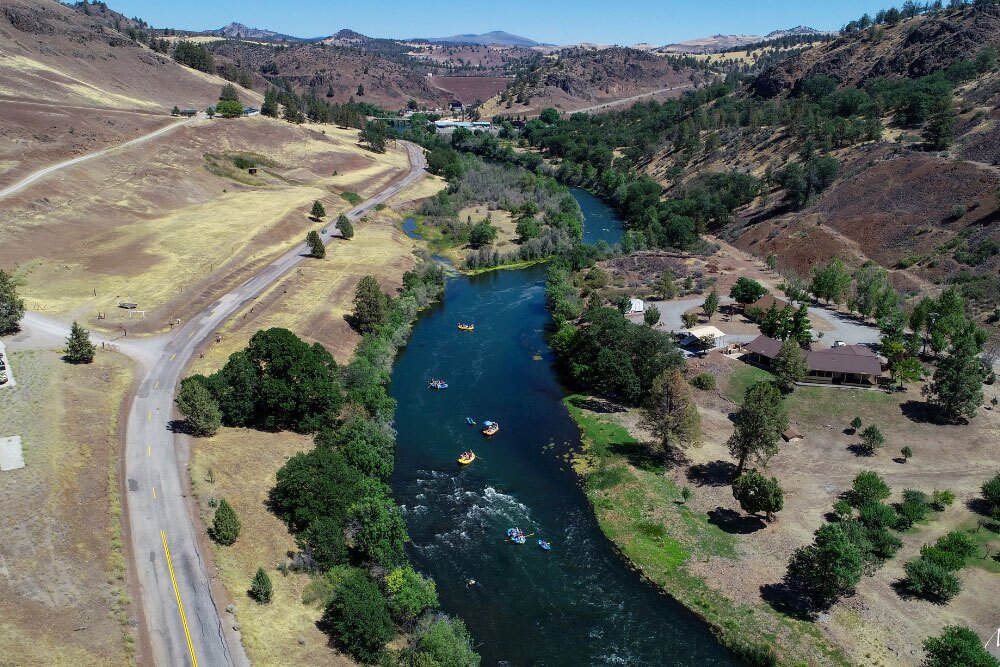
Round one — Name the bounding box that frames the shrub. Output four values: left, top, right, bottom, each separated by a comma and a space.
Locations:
858, 424, 885, 455
321, 569, 394, 663
858, 501, 897, 530
849, 416, 862, 433
249, 567, 273, 604
903, 558, 961, 602
414, 615, 480, 667
384, 565, 438, 623
689, 373, 716, 391
176, 378, 222, 436
832, 499, 853, 521
923, 625, 1000, 667
930, 489, 955, 511
210, 498, 241, 545
852, 470, 890, 506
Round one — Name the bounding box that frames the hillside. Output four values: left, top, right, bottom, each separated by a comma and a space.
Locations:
0, 0, 260, 187
481, 47, 711, 117
661, 26, 828, 54
418, 31, 545, 47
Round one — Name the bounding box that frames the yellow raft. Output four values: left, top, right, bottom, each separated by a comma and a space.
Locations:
457, 451, 476, 465
458, 323, 475, 331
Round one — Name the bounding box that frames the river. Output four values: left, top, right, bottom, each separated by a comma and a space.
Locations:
390, 188, 739, 666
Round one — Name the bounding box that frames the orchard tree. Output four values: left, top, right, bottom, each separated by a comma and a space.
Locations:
210, 498, 241, 545
852, 470, 890, 506
176, 378, 222, 436
0, 269, 25, 334
702, 290, 719, 321
338, 215, 354, 240
310, 200, 326, 219
642, 369, 702, 457
352, 276, 388, 334
732, 470, 785, 522
772, 338, 807, 392
728, 381, 788, 476
249, 566, 273, 603
787, 523, 863, 608
981, 471, 1000, 512
306, 230, 326, 259
858, 424, 885, 455
65, 321, 96, 364
644, 305, 661, 327
922, 625, 1000, 667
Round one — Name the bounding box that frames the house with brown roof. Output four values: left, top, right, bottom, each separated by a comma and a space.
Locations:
748, 294, 790, 312
744, 335, 882, 388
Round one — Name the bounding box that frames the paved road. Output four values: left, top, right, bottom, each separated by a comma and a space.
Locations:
8, 140, 427, 667
568, 84, 696, 115
0, 116, 195, 200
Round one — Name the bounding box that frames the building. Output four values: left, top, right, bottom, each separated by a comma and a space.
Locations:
748, 294, 790, 312
178, 108, 197, 117
628, 298, 645, 314
678, 325, 727, 351
744, 335, 882, 388
242, 106, 259, 116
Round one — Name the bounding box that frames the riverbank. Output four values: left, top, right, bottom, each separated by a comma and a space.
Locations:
563, 394, 851, 667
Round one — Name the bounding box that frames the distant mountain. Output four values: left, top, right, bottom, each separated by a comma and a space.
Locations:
207, 22, 305, 42
418, 31, 546, 47
659, 26, 827, 54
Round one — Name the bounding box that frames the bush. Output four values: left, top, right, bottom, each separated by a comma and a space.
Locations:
895, 489, 931, 529
930, 489, 955, 511
248, 567, 273, 604
216, 100, 244, 118
176, 378, 222, 436
414, 615, 481, 667
923, 625, 1000, 667
858, 424, 885, 455
858, 501, 897, 530
832, 499, 853, 521
321, 569, 394, 663
903, 558, 961, 602
689, 373, 716, 390
210, 498, 241, 545
384, 565, 438, 623
852, 470, 890, 506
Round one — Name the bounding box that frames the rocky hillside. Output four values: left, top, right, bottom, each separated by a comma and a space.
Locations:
751, 4, 1000, 97
661, 26, 828, 54
482, 47, 711, 117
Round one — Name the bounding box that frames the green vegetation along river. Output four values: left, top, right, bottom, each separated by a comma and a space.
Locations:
391, 189, 739, 665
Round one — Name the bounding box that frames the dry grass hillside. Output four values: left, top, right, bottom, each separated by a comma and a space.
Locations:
0, 116, 414, 334
0, 0, 261, 184
481, 47, 707, 117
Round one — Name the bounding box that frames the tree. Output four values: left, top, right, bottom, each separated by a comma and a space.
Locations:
702, 290, 719, 321
65, 321, 95, 364
729, 277, 767, 307
0, 269, 25, 334
352, 276, 387, 334
310, 200, 326, 219
643, 305, 661, 327
981, 471, 1000, 511
765, 254, 778, 271
347, 490, 408, 568
206, 106, 215, 119
261, 88, 279, 117
415, 616, 481, 667
924, 97, 957, 150
772, 338, 807, 392
321, 569, 394, 663
642, 369, 702, 456
210, 498, 241, 545
219, 83, 240, 103
356, 84, 365, 96
850, 416, 863, 433
852, 470, 890, 506
810, 258, 852, 305
903, 558, 961, 602
469, 219, 498, 247
891, 356, 924, 388
732, 470, 784, 522
728, 381, 788, 476
787, 523, 863, 608
171, 105, 181, 116
682, 311, 699, 329
306, 230, 325, 258
176, 378, 222, 436
539, 107, 560, 124
407, 99, 418, 110
923, 326, 986, 421
790, 303, 812, 345
248, 566, 273, 603
384, 565, 438, 622
338, 215, 354, 240
901, 446, 913, 462
359, 120, 388, 153
858, 424, 885, 455
216, 100, 244, 118
923, 625, 1000, 667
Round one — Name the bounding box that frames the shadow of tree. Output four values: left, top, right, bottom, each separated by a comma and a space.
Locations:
687, 460, 737, 487
847, 444, 875, 457
707, 507, 767, 534
900, 400, 960, 425
608, 441, 664, 473
966, 496, 994, 517
567, 395, 627, 414
759, 580, 820, 621
167, 418, 194, 435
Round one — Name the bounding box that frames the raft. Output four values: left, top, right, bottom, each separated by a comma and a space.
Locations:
538, 540, 552, 551
428, 380, 449, 390
482, 421, 499, 437
457, 323, 475, 331
457, 452, 476, 465
507, 528, 526, 544
466, 417, 476, 425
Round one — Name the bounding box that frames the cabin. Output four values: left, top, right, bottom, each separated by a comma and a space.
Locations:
744, 335, 882, 388
677, 325, 727, 352
628, 298, 645, 314
242, 106, 259, 116
178, 108, 197, 117
747, 294, 790, 314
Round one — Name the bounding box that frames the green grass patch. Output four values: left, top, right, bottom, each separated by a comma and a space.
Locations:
340, 191, 363, 205
960, 518, 1000, 573
563, 394, 636, 458
724, 364, 775, 403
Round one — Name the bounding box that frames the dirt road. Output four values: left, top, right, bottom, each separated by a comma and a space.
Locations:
9, 140, 427, 667
567, 84, 695, 115
0, 116, 195, 200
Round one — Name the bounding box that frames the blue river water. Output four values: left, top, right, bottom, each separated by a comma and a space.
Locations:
390, 188, 739, 666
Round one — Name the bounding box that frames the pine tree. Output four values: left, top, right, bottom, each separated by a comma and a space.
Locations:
352, 276, 387, 334
219, 83, 240, 103
248, 566, 273, 603
65, 321, 95, 364
175, 379, 222, 436
306, 230, 326, 259
772, 338, 807, 393
702, 290, 719, 321
310, 200, 326, 220
338, 215, 354, 240
641, 369, 701, 458
0, 269, 26, 335
923, 325, 985, 422
728, 381, 788, 476
261, 89, 279, 118
211, 498, 241, 545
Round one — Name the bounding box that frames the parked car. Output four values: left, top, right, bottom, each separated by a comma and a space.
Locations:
0, 371, 7, 385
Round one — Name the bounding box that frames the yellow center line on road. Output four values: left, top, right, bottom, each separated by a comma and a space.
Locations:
147, 411, 152, 422
170, 353, 177, 361
154, 380, 159, 389
188, 331, 195, 338
161, 530, 199, 667
147, 444, 151, 457
152, 486, 156, 500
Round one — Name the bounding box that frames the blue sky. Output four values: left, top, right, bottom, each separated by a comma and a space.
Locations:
108, 0, 895, 45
